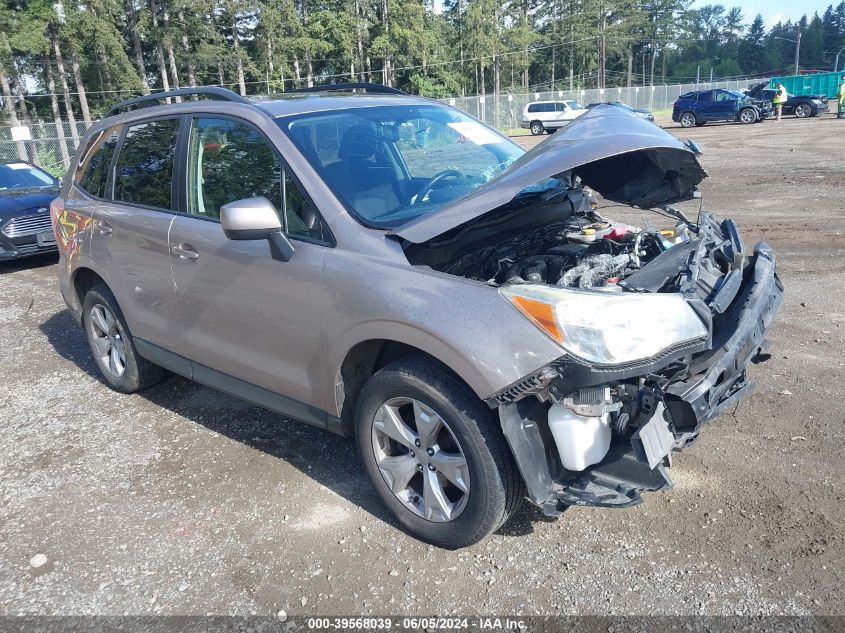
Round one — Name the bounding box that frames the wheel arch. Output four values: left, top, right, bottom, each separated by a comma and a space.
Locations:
333, 332, 492, 435
72, 266, 108, 311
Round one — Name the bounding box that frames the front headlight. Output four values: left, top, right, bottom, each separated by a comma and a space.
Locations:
500, 285, 708, 365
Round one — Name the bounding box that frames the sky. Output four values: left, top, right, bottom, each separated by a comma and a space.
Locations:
691, 0, 833, 29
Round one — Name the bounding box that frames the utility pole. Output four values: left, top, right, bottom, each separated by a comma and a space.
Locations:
598, 7, 606, 90
835, 46, 845, 72
794, 26, 801, 75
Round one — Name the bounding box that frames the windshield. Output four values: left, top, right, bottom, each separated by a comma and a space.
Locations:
566, 100, 584, 110
278, 104, 524, 228
0, 162, 57, 191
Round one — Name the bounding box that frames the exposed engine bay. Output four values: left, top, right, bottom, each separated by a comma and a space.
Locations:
405, 176, 783, 514
392, 109, 782, 517
407, 180, 696, 292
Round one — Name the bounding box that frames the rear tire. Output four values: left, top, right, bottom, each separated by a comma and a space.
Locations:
679, 111, 697, 128
794, 103, 812, 118
82, 284, 164, 393
529, 121, 544, 136
355, 355, 525, 548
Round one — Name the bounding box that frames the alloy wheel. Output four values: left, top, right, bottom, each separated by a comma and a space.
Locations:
371, 397, 470, 523
795, 104, 811, 118
530, 122, 543, 135
89, 303, 126, 378
680, 113, 695, 128
740, 109, 756, 123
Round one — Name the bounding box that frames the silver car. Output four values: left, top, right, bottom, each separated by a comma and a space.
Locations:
52, 85, 782, 548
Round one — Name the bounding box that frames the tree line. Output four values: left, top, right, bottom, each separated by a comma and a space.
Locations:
3, 0, 845, 130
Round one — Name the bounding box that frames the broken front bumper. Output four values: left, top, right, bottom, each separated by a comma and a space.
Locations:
500, 241, 783, 514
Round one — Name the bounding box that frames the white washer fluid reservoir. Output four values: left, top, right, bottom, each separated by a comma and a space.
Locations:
548, 401, 612, 471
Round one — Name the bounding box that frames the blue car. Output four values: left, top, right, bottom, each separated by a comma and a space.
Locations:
0, 160, 61, 260
672, 88, 772, 128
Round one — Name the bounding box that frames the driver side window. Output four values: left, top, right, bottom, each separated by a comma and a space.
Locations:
186, 117, 329, 243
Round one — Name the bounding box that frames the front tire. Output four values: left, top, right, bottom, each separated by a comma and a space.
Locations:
355, 356, 525, 548
529, 121, 544, 136
82, 284, 164, 393
739, 107, 757, 124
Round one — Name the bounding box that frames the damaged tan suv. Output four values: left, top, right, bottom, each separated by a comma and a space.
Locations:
52, 85, 782, 548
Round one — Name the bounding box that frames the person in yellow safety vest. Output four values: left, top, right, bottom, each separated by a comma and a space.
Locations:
838, 76, 845, 119
773, 82, 788, 121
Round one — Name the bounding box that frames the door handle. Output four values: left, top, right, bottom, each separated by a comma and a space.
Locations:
96, 220, 113, 236
171, 243, 199, 261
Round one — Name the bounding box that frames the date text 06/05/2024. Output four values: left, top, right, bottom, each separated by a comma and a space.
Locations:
305, 617, 527, 630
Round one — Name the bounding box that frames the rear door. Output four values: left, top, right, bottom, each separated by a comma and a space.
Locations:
88, 116, 181, 348
60, 125, 121, 264
167, 115, 333, 420
695, 91, 716, 120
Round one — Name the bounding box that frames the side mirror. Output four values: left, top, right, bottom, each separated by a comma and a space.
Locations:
219, 196, 294, 262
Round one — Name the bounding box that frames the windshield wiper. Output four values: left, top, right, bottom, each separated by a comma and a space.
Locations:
655, 204, 698, 230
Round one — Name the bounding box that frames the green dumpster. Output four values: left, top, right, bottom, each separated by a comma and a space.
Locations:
769, 72, 843, 99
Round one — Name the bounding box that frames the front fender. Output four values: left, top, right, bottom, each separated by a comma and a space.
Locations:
328, 320, 497, 414
321, 250, 566, 417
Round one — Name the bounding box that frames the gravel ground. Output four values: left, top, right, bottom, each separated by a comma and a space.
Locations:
1, 112, 843, 618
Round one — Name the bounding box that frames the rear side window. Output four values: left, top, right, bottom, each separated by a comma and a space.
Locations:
114, 118, 180, 210
697, 91, 713, 102
76, 126, 120, 198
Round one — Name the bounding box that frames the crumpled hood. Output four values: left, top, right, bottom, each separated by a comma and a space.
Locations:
390, 105, 707, 244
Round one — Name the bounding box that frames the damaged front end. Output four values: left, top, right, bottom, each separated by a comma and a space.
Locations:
494, 216, 782, 513
389, 107, 783, 513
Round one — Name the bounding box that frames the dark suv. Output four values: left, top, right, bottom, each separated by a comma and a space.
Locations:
52, 85, 782, 548
672, 88, 771, 128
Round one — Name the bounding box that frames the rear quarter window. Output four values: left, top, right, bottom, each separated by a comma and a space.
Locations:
75, 126, 121, 198
527, 103, 540, 113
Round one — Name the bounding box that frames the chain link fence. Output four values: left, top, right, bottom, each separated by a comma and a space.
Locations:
0, 78, 770, 174
440, 78, 770, 131
0, 120, 90, 177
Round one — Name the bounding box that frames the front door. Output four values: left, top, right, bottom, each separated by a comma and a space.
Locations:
167, 115, 334, 421
713, 90, 738, 120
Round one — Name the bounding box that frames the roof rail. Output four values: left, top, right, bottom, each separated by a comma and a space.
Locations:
106, 87, 249, 117
288, 82, 406, 95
